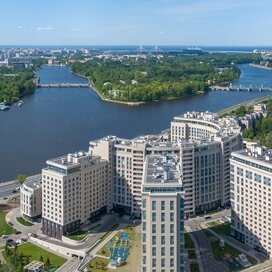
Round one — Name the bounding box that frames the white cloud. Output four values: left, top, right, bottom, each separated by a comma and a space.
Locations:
37, 26, 54, 31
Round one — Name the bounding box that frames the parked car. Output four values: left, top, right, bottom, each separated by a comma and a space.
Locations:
8, 222, 13, 226
1, 235, 8, 239
21, 237, 28, 242
15, 231, 22, 235
204, 215, 212, 220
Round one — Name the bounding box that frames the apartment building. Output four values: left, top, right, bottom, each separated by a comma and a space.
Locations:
141, 154, 185, 272
20, 174, 42, 221
230, 145, 272, 256
171, 112, 242, 216
42, 151, 109, 239
89, 112, 242, 218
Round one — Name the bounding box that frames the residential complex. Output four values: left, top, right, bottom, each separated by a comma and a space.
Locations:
230, 145, 272, 256
24, 111, 242, 243
20, 174, 42, 221
141, 154, 185, 272
42, 152, 109, 239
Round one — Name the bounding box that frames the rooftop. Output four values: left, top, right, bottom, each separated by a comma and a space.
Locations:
143, 154, 182, 185
22, 174, 42, 190
232, 145, 272, 165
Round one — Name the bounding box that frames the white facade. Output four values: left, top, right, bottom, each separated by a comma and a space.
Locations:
230, 145, 272, 256
20, 175, 42, 220
42, 151, 109, 239
141, 154, 185, 272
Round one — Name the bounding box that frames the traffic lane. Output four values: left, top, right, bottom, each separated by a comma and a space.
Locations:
0, 182, 19, 198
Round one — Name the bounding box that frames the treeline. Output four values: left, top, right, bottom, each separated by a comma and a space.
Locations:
70, 53, 260, 102
0, 68, 36, 103
243, 101, 272, 148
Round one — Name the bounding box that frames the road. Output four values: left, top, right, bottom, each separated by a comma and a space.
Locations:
0, 180, 19, 199
185, 210, 231, 272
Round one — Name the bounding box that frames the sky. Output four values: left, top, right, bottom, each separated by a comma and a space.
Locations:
0, 0, 271, 46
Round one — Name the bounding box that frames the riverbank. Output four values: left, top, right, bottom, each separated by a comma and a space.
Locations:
217, 94, 271, 116
249, 63, 272, 71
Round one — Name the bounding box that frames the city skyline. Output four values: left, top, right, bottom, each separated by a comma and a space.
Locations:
1, 0, 272, 46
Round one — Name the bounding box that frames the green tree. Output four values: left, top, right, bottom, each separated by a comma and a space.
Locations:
16, 174, 27, 185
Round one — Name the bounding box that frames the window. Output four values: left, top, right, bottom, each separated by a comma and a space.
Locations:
152, 224, 156, 233
152, 212, 156, 222
161, 259, 165, 267
152, 259, 156, 267
152, 247, 156, 256
170, 258, 174, 267
161, 213, 165, 222
170, 247, 174, 256
170, 212, 174, 221
161, 224, 165, 233
161, 236, 165, 244
161, 247, 165, 256
161, 201, 165, 210
170, 236, 174, 244
170, 224, 174, 233
170, 200, 174, 210
152, 201, 156, 210
152, 236, 156, 245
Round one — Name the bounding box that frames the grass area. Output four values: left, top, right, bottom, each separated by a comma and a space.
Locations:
67, 229, 87, 241
210, 239, 257, 265
3, 242, 66, 269
190, 263, 200, 272
0, 211, 15, 236
97, 245, 110, 257
16, 216, 34, 226
207, 221, 220, 227
185, 232, 195, 249
87, 257, 109, 271
188, 249, 197, 259
211, 223, 231, 236
198, 208, 222, 217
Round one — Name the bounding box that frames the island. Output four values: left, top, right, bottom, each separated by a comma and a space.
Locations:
0, 67, 36, 104
70, 53, 260, 104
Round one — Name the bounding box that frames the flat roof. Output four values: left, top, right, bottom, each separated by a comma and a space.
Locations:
23, 174, 42, 189
144, 154, 182, 185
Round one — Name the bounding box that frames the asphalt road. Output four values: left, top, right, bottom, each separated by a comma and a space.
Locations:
0, 180, 19, 199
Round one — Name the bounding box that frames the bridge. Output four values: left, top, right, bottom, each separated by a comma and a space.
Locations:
37, 83, 90, 88
211, 84, 272, 92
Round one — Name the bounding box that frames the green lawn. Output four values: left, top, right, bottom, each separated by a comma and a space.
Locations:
67, 229, 87, 241
207, 221, 220, 227
16, 217, 34, 226
188, 249, 197, 259
0, 211, 15, 236
190, 263, 200, 272
211, 223, 231, 236
185, 232, 195, 249
88, 257, 109, 271
18, 242, 66, 267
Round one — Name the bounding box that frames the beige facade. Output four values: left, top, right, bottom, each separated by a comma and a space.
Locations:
20, 175, 42, 220
42, 151, 109, 239
141, 154, 185, 272
230, 145, 272, 256
89, 112, 242, 218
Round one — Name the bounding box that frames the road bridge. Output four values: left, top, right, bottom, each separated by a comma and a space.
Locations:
37, 83, 90, 88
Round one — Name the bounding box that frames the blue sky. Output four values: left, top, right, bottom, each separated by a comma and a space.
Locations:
1, 0, 271, 45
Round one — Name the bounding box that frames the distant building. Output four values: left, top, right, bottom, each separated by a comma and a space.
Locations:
20, 175, 42, 221
42, 152, 109, 239
230, 145, 272, 256
141, 154, 185, 272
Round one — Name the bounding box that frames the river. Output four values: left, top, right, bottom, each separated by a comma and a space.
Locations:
0, 64, 272, 181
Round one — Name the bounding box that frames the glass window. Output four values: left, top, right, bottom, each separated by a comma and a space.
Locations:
161, 201, 165, 210
152, 201, 156, 210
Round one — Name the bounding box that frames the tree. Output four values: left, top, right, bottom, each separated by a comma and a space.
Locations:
16, 174, 27, 185
45, 257, 50, 268
39, 255, 44, 263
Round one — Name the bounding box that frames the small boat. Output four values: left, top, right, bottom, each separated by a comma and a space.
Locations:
18, 100, 24, 107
